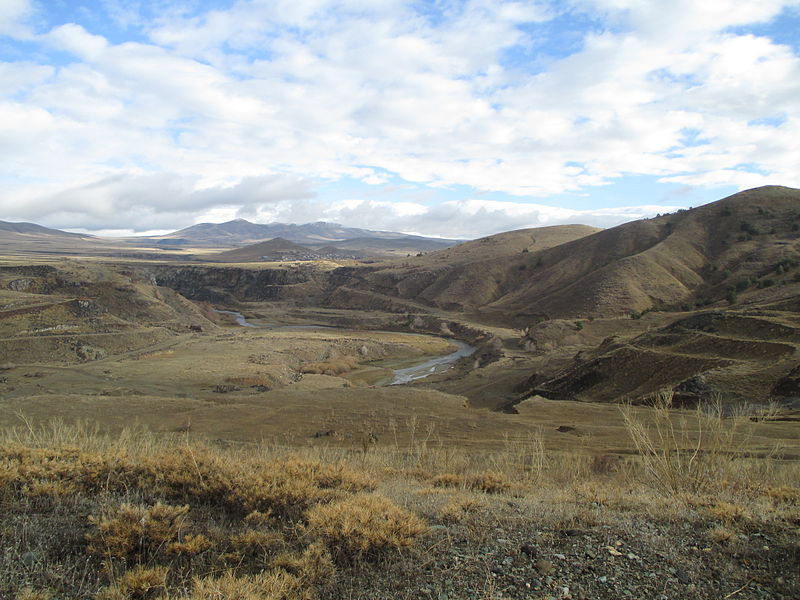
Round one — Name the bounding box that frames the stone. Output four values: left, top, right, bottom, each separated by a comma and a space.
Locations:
535, 559, 554, 574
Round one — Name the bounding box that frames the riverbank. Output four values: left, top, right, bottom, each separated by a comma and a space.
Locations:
214, 308, 477, 386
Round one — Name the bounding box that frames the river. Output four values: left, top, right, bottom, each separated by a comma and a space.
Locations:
215, 309, 476, 385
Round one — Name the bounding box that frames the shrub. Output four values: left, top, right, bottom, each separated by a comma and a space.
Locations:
166, 534, 213, 557
305, 494, 427, 561
235, 456, 374, 519
14, 590, 53, 600
439, 495, 485, 524
229, 529, 285, 561
86, 502, 190, 561
740, 221, 759, 236
271, 542, 335, 586
116, 565, 169, 600
467, 471, 513, 494
187, 570, 305, 600
429, 473, 464, 488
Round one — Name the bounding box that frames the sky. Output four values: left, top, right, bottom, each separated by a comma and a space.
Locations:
1, 0, 799, 240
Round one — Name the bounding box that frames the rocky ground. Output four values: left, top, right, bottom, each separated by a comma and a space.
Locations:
324, 497, 799, 600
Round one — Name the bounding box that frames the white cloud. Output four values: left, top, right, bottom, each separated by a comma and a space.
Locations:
0, 174, 314, 232
0, 0, 32, 37
1, 0, 799, 237
312, 197, 683, 239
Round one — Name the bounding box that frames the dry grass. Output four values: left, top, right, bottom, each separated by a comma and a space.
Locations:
299, 357, 360, 376
305, 494, 427, 562
0, 419, 798, 599
620, 391, 762, 494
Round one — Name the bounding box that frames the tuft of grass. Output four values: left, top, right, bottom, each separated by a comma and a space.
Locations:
706, 525, 736, 545
299, 356, 359, 376
184, 570, 306, 600
86, 502, 190, 561
467, 471, 514, 494
439, 494, 485, 524
429, 473, 464, 488
305, 493, 427, 562
116, 565, 169, 600
15, 590, 54, 600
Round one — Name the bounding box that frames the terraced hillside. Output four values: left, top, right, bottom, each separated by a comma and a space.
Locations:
524, 303, 800, 406
0, 263, 216, 364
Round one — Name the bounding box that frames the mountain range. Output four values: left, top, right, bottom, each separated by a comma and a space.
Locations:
0, 218, 462, 258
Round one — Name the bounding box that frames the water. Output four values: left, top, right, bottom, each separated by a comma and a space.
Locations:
214, 308, 476, 385
388, 339, 475, 385
215, 309, 258, 328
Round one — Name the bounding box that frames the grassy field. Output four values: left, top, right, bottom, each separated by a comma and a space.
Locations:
1, 412, 798, 600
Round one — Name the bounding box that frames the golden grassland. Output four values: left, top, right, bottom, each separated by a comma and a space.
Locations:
1, 398, 798, 600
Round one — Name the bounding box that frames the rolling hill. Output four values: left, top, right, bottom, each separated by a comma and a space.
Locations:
327, 186, 800, 325
0, 220, 89, 237
209, 237, 317, 262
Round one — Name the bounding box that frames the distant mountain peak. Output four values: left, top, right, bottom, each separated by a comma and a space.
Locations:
156, 220, 463, 249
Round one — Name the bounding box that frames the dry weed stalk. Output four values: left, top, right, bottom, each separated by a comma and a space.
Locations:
621, 391, 752, 494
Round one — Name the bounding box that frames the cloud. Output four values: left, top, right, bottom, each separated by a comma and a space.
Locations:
1, 0, 799, 237
0, 0, 32, 37
0, 173, 314, 232
315, 197, 683, 239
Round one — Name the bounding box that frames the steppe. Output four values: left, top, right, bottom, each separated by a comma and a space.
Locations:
1, 186, 799, 600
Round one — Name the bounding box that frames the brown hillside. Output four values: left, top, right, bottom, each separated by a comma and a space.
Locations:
486, 185, 800, 321
326, 225, 600, 313
209, 237, 313, 262
328, 186, 800, 326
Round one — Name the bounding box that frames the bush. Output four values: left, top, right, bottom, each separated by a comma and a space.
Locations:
305, 494, 427, 561
86, 502, 190, 561
187, 570, 305, 600
467, 471, 514, 494
740, 221, 759, 236
116, 565, 169, 600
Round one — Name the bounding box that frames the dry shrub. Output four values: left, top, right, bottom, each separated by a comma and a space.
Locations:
706, 525, 736, 545
87, 502, 190, 561
117, 565, 169, 599
467, 471, 513, 494
135, 446, 235, 508
271, 542, 335, 586
439, 494, 485, 524
765, 485, 800, 504
186, 570, 308, 600
305, 494, 427, 561
166, 534, 213, 557
300, 357, 359, 376
236, 456, 374, 519
226, 375, 275, 389
0, 442, 131, 498
429, 473, 464, 488
706, 501, 750, 523
244, 510, 274, 526
621, 391, 752, 494
229, 530, 285, 561
14, 589, 53, 600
